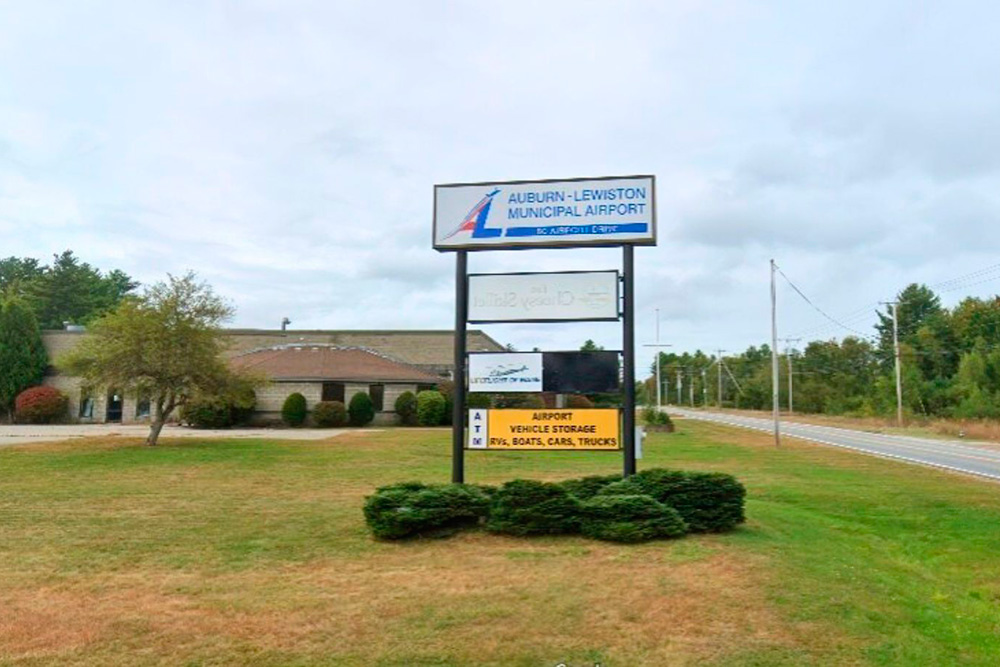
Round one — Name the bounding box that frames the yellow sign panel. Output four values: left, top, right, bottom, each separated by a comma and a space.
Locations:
468, 409, 620, 450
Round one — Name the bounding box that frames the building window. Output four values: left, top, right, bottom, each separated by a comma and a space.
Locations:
136, 395, 151, 419
322, 382, 345, 403
79, 393, 95, 419
369, 384, 384, 411
417, 384, 437, 394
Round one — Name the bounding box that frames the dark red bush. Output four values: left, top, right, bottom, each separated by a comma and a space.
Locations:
15, 386, 69, 424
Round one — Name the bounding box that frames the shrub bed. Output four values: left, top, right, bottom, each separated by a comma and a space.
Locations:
313, 400, 347, 427
580, 494, 688, 543
486, 479, 581, 536
361, 468, 745, 542
363, 482, 493, 539
14, 386, 68, 424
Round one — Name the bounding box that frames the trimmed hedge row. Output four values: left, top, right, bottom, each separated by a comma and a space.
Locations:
363, 468, 745, 543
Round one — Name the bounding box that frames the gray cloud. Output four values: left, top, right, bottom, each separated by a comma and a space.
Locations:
2, 0, 999, 356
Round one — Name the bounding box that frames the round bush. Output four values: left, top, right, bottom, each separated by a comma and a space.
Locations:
14, 386, 68, 424
486, 479, 581, 536
565, 394, 594, 409
281, 392, 307, 427
348, 392, 375, 426
394, 391, 418, 426
416, 390, 447, 426
599, 468, 746, 533
313, 400, 347, 427
363, 482, 492, 540
581, 494, 688, 542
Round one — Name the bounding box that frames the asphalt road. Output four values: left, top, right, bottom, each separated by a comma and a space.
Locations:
669, 407, 1000, 482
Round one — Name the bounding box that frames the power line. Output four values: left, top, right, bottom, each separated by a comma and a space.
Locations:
774, 264, 877, 340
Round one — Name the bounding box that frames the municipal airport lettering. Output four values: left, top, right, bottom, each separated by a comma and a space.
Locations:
507, 203, 647, 220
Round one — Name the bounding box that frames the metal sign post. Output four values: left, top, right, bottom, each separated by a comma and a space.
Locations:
452, 251, 468, 483
622, 245, 637, 477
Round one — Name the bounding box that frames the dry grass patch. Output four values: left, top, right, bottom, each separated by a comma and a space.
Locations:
1, 534, 823, 666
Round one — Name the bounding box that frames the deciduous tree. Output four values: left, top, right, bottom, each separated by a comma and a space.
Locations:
59, 272, 248, 445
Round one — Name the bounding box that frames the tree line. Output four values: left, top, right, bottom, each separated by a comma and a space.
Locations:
652, 283, 1000, 420
0, 251, 138, 420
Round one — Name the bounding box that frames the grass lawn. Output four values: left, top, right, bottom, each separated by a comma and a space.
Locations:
3, 422, 1000, 666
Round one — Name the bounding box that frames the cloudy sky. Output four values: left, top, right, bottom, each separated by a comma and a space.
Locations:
2, 0, 999, 357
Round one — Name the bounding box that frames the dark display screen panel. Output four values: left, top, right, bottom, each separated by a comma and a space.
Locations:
542, 351, 620, 394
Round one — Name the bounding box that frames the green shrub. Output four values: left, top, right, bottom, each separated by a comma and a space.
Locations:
363, 482, 492, 539
313, 400, 347, 427
558, 474, 622, 501
416, 390, 447, 426
599, 468, 745, 533
348, 392, 375, 426
580, 494, 688, 542
486, 479, 581, 536
181, 396, 232, 428
493, 393, 546, 409
467, 393, 492, 409
14, 386, 67, 424
394, 391, 418, 425
437, 381, 454, 426
281, 392, 307, 427
182, 383, 257, 428
641, 405, 673, 427
565, 394, 594, 409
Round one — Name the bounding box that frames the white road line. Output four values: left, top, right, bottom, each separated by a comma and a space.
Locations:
671, 409, 1000, 482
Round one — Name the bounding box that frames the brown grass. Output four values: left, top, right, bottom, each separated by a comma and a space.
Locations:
1, 537, 828, 666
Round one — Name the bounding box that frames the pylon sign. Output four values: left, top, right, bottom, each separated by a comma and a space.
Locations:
435, 174, 656, 483
434, 176, 656, 251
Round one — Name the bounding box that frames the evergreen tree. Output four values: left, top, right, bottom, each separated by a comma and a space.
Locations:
28, 251, 139, 329
0, 297, 48, 422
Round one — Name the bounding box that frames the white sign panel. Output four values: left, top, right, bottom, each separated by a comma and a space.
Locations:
468, 353, 543, 393
468, 271, 619, 322
434, 175, 656, 250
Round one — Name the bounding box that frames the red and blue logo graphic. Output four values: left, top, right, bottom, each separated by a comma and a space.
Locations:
444, 188, 502, 239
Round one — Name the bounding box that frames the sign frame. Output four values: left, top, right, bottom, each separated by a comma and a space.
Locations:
467, 269, 621, 324
433, 174, 657, 252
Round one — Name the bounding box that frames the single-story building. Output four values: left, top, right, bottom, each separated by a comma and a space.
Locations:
41, 328, 504, 424
229, 344, 442, 425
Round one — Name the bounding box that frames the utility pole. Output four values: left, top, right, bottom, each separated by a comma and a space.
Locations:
643, 342, 672, 410
676, 368, 683, 404
643, 308, 671, 413
883, 301, 904, 427
770, 259, 780, 447
716, 349, 724, 408
780, 338, 801, 413
689, 368, 694, 405
701, 368, 707, 406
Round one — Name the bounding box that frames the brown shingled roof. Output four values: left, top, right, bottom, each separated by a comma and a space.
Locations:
229, 345, 441, 383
